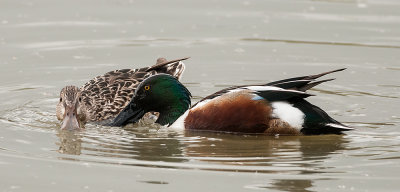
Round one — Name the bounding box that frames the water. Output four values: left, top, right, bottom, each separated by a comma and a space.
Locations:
1, 0, 400, 191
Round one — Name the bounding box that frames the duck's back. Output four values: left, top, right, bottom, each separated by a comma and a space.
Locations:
81, 58, 187, 122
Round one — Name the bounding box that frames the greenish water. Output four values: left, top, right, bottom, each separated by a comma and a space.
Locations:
1, 0, 400, 191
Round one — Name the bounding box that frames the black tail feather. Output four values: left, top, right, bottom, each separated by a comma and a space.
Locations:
272, 80, 312, 90
266, 68, 346, 91
272, 68, 345, 84
304, 68, 346, 80
289, 98, 353, 135
298, 78, 335, 92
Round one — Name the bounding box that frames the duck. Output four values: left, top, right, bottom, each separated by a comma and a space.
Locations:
109, 68, 353, 135
56, 57, 189, 130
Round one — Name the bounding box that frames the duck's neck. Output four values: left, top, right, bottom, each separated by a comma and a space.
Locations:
156, 106, 189, 126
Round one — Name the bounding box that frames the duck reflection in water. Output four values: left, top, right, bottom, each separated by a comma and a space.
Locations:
183, 131, 349, 192
54, 124, 349, 192
56, 130, 82, 155
55, 125, 187, 163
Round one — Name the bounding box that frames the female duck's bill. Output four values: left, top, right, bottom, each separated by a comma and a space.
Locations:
109, 69, 353, 135
56, 57, 189, 130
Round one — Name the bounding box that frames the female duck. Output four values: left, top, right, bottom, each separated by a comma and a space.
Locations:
110, 69, 352, 135
56, 57, 188, 130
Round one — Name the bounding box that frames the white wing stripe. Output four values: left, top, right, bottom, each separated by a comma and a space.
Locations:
244, 86, 283, 91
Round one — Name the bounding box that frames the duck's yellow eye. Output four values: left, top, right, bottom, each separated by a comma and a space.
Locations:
144, 85, 150, 91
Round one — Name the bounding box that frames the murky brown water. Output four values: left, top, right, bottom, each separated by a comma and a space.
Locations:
1, 0, 400, 191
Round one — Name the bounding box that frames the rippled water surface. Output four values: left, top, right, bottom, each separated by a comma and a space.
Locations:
1, 0, 400, 191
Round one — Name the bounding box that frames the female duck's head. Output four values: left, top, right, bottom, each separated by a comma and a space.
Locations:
110, 74, 191, 127
56, 86, 87, 130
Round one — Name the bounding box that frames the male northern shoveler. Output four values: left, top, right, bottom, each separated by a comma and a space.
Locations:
56, 57, 188, 130
109, 69, 353, 135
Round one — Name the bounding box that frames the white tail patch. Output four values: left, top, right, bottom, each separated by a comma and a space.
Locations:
271, 102, 305, 130
326, 123, 352, 130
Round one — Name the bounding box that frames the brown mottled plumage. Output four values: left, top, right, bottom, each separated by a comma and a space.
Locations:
56, 57, 188, 129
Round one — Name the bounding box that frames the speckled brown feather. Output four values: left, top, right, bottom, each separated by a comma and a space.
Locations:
79, 58, 187, 122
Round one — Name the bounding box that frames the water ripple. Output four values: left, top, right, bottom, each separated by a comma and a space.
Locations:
19, 36, 400, 52
242, 38, 400, 49
282, 12, 400, 24
312, 88, 399, 99
12, 21, 114, 27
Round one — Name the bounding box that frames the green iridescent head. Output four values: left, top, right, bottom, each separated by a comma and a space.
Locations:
110, 74, 191, 126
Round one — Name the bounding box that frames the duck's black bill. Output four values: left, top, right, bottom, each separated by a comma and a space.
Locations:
108, 104, 145, 127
